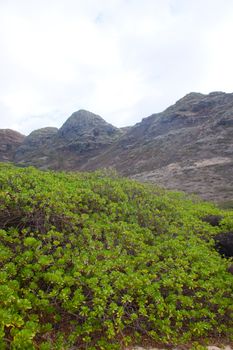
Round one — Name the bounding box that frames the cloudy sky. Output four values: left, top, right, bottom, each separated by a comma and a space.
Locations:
1, 0, 233, 134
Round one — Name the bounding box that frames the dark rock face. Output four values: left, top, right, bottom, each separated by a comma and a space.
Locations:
1, 92, 233, 203
202, 215, 223, 227
14, 127, 58, 169
57, 110, 121, 155
214, 232, 233, 258
16, 127, 58, 153
58, 110, 118, 142
0, 129, 25, 162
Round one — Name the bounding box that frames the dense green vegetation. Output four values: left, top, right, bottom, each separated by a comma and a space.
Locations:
0, 163, 232, 349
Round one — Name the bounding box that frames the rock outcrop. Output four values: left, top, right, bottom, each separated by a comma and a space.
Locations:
15, 127, 58, 169
0, 129, 25, 162
58, 110, 119, 143
214, 232, 233, 258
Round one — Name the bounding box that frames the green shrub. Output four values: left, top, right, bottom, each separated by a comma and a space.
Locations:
0, 163, 232, 349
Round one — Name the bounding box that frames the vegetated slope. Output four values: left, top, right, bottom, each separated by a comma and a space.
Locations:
15, 110, 124, 170
0, 163, 233, 349
0, 129, 25, 162
84, 92, 233, 204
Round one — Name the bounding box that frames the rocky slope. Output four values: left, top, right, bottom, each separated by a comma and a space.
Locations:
1, 92, 233, 203
14, 110, 124, 170
83, 92, 233, 203
0, 129, 25, 162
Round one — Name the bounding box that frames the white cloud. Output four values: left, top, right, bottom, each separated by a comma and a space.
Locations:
1, 0, 233, 134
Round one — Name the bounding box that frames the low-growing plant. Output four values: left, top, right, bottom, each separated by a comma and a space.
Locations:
0, 163, 232, 349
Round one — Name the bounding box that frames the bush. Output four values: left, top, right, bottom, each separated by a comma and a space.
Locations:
0, 163, 232, 349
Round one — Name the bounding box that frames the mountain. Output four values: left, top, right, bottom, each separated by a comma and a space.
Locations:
15, 110, 124, 170
1, 92, 233, 203
82, 91, 233, 203
0, 129, 25, 162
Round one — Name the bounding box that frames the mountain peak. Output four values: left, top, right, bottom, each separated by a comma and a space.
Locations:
70, 109, 103, 120
208, 91, 225, 96
58, 110, 118, 140
62, 110, 106, 125
167, 91, 233, 116
173, 92, 204, 106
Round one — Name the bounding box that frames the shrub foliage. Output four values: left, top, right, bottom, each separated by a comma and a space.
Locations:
0, 163, 232, 349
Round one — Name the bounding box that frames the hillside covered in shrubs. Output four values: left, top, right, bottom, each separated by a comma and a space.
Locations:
0, 163, 232, 349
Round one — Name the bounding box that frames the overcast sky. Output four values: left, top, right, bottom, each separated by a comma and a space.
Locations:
1, 0, 233, 135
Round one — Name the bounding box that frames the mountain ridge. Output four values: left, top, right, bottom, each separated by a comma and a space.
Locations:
1, 92, 233, 203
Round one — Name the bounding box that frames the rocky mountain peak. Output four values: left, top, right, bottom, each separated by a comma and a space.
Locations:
172, 92, 204, 109
58, 110, 118, 141
171, 91, 233, 115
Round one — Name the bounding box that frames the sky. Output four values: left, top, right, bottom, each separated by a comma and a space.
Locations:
1, 0, 233, 135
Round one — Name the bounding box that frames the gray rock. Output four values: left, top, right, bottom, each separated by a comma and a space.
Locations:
0, 129, 25, 162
